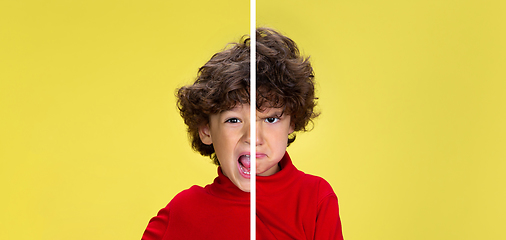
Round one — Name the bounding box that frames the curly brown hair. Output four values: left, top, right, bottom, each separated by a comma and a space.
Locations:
176, 27, 319, 165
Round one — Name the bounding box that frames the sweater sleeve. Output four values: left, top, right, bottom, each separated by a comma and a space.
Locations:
314, 181, 344, 240
141, 205, 170, 240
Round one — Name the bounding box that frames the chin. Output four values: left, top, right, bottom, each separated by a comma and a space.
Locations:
235, 181, 251, 192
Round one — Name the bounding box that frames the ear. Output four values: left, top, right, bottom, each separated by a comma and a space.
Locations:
198, 124, 213, 145
289, 123, 295, 135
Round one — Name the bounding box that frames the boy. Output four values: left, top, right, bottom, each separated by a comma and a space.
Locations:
142, 28, 343, 239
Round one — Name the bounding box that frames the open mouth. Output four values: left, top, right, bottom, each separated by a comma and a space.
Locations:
238, 154, 251, 178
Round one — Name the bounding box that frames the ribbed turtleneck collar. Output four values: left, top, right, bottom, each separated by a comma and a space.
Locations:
205, 152, 303, 201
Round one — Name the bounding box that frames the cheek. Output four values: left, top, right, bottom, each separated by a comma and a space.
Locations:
212, 130, 240, 157
269, 128, 290, 146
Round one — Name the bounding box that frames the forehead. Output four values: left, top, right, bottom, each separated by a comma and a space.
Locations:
215, 84, 288, 113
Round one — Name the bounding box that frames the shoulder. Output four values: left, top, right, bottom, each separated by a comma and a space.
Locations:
171, 185, 205, 200
284, 156, 336, 200
141, 185, 211, 240
298, 172, 337, 202
166, 185, 207, 210
147, 186, 209, 226
149, 185, 205, 215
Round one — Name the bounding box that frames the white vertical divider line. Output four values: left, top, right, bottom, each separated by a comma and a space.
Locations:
249, 0, 256, 239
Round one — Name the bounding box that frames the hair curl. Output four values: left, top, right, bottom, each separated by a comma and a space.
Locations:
176, 27, 319, 165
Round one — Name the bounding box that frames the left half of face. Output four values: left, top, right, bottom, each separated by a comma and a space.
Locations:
198, 104, 294, 192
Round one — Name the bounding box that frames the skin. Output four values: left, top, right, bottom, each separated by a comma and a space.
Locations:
198, 104, 294, 192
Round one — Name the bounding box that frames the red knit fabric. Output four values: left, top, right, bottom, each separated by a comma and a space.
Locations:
142, 152, 343, 240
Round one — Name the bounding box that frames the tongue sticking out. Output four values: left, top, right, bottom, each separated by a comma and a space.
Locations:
239, 155, 251, 169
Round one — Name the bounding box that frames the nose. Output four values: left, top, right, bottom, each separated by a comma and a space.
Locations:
243, 120, 264, 146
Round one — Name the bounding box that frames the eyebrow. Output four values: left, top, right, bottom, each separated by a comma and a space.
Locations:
259, 109, 285, 118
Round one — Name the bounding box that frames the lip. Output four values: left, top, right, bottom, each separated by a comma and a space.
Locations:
237, 152, 268, 178
238, 152, 267, 158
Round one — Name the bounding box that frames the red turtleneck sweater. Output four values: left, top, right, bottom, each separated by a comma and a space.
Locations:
142, 153, 343, 240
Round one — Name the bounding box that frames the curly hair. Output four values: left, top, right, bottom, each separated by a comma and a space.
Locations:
176, 27, 319, 165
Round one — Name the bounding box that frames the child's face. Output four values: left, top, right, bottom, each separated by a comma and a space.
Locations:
198, 104, 294, 192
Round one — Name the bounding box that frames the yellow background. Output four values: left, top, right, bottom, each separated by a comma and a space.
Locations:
1, 0, 505, 239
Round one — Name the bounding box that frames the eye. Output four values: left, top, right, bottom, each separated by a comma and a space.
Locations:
265, 117, 279, 124
225, 118, 241, 123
